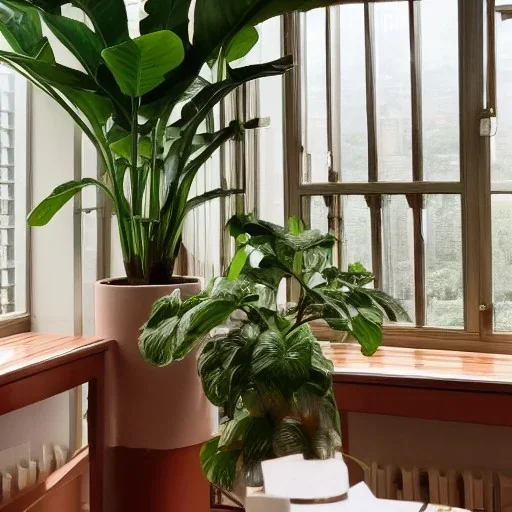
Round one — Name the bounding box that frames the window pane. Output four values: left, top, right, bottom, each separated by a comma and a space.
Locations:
375, 2, 412, 182
339, 5, 368, 182
381, 195, 415, 321
256, 18, 284, 225
2, 68, 26, 316
492, 195, 512, 332
341, 196, 372, 271
302, 9, 329, 183
424, 195, 463, 328
492, 10, 512, 189
421, 0, 460, 181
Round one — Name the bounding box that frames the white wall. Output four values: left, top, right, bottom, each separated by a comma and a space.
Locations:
349, 413, 512, 471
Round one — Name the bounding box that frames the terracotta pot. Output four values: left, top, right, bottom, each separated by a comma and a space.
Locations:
95, 278, 216, 512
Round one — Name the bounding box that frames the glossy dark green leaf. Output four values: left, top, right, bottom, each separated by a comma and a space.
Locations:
140, 0, 190, 44
0, 0, 44, 56
252, 326, 313, 390
185, 188, 243, 218
102, 31, 185, 97
58, 87, 111, 138
42, 12, 104, 75
0, 51, 97, 90
350, 314, 382, 356
225, 26, 259, 63
200, 437, 240, 490
28, 178, 109, 226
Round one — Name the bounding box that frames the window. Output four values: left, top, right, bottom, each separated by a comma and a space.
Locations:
0, 67, 27, 318
242, 0, 512, 348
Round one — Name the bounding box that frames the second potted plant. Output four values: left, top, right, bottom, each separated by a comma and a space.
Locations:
140, 214, 409, 496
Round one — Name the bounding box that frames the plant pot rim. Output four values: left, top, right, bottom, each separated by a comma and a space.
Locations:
96, 276, 202, 289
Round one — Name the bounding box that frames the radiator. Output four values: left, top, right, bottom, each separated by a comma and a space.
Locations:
365, 461, 512, 512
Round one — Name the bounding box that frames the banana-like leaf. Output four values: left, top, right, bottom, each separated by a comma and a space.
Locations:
225, 26, 259, 63
28, 178, 110, 226
41, 12, 104, 76
200, 437, 240, 490
184, 188, 243, 216
102, 31, 185, 97
0, 0, 44, 56
0, 51, 97, 90
58, 87, 112, 139
140, 0, 190, 44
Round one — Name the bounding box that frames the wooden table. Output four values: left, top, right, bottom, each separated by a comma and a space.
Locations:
0, 333, 112, 511
325, 343, 512, 452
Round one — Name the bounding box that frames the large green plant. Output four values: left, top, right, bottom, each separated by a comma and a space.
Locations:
139, 214, 409, 489
0, 0, 336, 284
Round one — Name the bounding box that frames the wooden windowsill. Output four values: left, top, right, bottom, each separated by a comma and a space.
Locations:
311, 321, 512, 356
324, 342, 512, 392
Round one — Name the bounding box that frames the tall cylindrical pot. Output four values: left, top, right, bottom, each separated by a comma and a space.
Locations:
95, 278, 216, 512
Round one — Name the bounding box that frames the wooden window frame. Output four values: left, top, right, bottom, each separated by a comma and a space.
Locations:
283, 0, 512, 352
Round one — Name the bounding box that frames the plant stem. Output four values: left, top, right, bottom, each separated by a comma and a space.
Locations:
131, 97, 140, 215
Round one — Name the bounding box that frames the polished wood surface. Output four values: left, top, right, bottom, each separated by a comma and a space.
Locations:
0, 333, 108, 385
325, 343, 512, 452
0, 333, 112, 512
325, 342, 512, 388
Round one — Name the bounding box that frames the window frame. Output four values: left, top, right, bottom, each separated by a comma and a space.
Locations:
282, 0, 512, 351
0, 70, 31, 337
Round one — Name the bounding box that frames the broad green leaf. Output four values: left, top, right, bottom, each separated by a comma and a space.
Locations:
42, 12, 104, 76
144, 290, 182, 329
139, 317, 180, 367
24, 0, 129, 45
28, 178, 108, 226
241, 416, 274, 466
140, 0, 190, 44
200, 437, 240, 490
225, 26, 259, 63
219, 412, 251, 449
363, 289, 411, 323
185, 188, 243, 218
110, 134, 152, 161
0, 51, 97, 90
102, 31, 185, 98
273, 418, 309, 457
34, 38, 55, 63
350, 314, 383, 356
58, 87, 112, 138
0, 0, 44, 56
252, 327, 313, 390
227, 246, 252, 281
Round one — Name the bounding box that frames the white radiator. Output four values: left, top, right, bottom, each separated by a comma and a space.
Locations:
365, 461, 512, 512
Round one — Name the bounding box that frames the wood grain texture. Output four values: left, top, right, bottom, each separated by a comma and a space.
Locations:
325, 343, 512, 388
0, 333, 112, 512
0, 333, 111, 386
326, 343, 512, 449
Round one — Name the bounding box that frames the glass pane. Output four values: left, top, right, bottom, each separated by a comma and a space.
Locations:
338, 5, 368, 182
341, 196, 372, 272
424, 195, 463, 328
421, 0, 460, 181
375, 2, 412, 182
256, 18, 284, 225
303, 196, 329, 233
302, 8, 329, 183
381, 195, 415, 321
492, 11, 512, 189
492, 195, 512, 332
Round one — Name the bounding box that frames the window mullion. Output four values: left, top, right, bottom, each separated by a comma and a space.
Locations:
364, 3, 382, 285
326, 6, 342, 268
408, 0, 426, 327
460, 0, 487, 334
